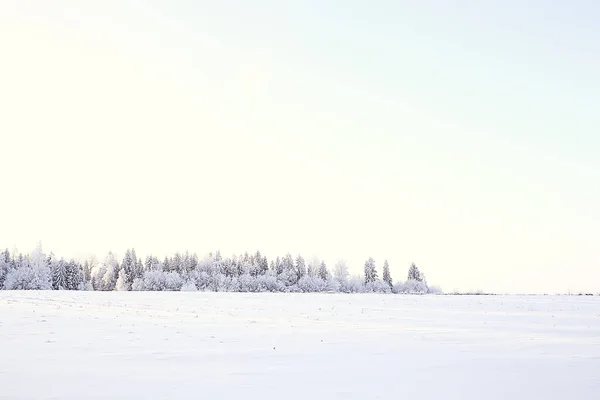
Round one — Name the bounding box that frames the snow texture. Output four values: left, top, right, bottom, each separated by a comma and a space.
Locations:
1, 292, 599, 400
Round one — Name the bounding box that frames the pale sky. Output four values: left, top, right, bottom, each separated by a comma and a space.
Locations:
1, 1, 599, 294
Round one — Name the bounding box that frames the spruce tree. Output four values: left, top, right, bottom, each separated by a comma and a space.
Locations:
318, 261, 329, 281
121, 249, 136, 286
51, 259, 67, 290
382, 260, 392, 288
65, 259, 83, 290
407, 263, 422, 282
364, 257, 377, 284
295, 255, 306, 282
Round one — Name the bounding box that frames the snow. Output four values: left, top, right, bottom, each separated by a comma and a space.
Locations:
1, 292, 599, 399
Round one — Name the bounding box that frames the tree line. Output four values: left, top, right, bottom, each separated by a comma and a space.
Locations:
0, 244, 441, 294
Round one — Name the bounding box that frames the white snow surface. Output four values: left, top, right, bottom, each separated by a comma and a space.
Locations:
1, 292, 599, 399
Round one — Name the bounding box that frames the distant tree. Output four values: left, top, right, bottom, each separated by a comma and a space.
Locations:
3, 243, 51, 290
121, 249, 136, 287
333, 260, 349, 283
116, 268, 130, 291
102, 252, 119, 291
29, 242, 52, 290
295, 255, 306, 282
65, 259, 83, 290
51, 259, 67, 290
364, 257, 377, 284
307, 257, 320, 277
0, 250, 9, 288
279, 253, 296, 286
163, 256, 172, 272
172, 252, 184, 274
318, 261, 329, 281
82, 260, 93, 283
382, 260, 392, 288
274, 256, 284, 275
407, 263, 423, 282
258, 254, 269, 276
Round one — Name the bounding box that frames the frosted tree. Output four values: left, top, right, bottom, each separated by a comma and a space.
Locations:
102, 252, 119, 291
259, 255, 269, 276
121, 249, 137, 287
116, 268, 130, 291
4, 243, 51, 290
307, 257, 320, 277
163, 256, 172, 272
274, 256, 283, 275
82, 259, 93, 283
364, 257, 378, 284
333, 260, 349, 283
278, 253, 296, 286
29, 242, 52, 290
65, 260, 83, 290
407, 263, 422, 282
318, 261, 329, 281
134, 258, 144, 280
51, 259, 68, 290
295, 255, 306, 282
0, 249, 12, 288
382, 260, 392, 288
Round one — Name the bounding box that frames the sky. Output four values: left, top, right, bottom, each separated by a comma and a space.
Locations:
1, 1, 599, 294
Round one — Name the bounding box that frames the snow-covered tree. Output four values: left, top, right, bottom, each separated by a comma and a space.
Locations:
29, 243, 52, 290
120, 249, 137, 287
278, 253, 296, 286
4, 243, 51, 290
297, 275, 327, 292
180, 280, 197, 291
382, 260, 392, 288
307, 257, 319, 277
295, 255, 306, 283
65, 260, 83, 290
407, 263, 423, 282
394, 279, 428, 294
51, 259, 67, 290
333, 260, 349, 283
0, 249, 13, 288
318, 261, 329, 281
116, 268, 130, 291
364, 257, 377, 284
101, 252, 119, 291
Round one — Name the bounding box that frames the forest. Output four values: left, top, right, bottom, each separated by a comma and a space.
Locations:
0, 244, 441, 294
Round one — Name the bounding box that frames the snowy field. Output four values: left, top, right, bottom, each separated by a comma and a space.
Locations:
1, 292, 599, 399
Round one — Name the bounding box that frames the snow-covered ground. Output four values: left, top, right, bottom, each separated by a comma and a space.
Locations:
1, 292, 599, 399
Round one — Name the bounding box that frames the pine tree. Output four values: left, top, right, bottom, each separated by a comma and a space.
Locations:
295, 255, 306, 282
333, 260, 349, 283
382, 260, 392, 288
407, 263, 422, 282
65, 259, 83, 290
318, 261, 329, 281
364, 257, 377, 284
116, 268, 129, 291
163, 256, 171, 272
144, 256, 154, 271
121, 249, 136, 286
101, 252, 119, 291
51, 259, 67, 290
172, 252, 183, 274
258, 255, 269, 276
0, 249, 10, 288
82, 260, 93, 283
274, 256, 284, 275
